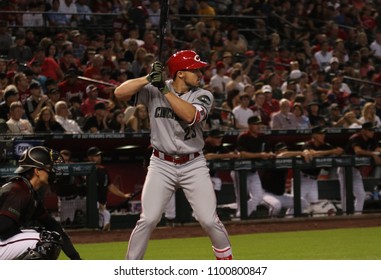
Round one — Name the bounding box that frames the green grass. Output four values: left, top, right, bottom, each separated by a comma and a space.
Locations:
60, 226, 381, 260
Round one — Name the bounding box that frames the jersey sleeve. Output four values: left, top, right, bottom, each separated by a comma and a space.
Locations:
189, 89, 214, 125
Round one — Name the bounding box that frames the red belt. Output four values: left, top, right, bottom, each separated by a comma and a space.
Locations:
153, 149, 200, 164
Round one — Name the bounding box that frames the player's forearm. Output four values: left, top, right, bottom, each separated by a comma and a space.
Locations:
109, 184, 127, 198
114, 76, 149, 101
165, 93, 196, 123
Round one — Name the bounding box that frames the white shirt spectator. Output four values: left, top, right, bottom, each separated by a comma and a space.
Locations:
55, 115, 83, 134
55, 100, 83, 133
270, 98, 298, 130
7, 118, 33, 134
59, 0, 78, 21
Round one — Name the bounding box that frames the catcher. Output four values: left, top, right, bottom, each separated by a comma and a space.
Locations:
0, 146, 81, 260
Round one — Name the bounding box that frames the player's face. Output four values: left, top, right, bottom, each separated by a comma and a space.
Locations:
313, 132, 325, 144
182, 69, 203, 87
89, 154, 102, 164
36, 168, 50, 188
248, 123, 261, 134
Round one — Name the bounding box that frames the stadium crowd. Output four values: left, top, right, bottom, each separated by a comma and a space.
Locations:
0, 0, 381, 135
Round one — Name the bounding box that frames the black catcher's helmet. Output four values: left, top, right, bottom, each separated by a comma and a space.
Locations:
14, 146, 62, 174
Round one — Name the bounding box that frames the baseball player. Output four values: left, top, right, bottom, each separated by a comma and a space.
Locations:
261, 142, 310, 217
337, 122, 381, 214
0, 146, 81, 260
230, 115, 276, 218
114, 50, 233, 260
86, 146, 132, 231
295, 126, 344, 212
203, 129, 240, 192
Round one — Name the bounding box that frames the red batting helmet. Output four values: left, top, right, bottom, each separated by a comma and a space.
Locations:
166, 50, 209, 78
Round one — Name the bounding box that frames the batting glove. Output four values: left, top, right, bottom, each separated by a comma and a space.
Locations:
158, 81, 170, 95
147, 61, 163, 85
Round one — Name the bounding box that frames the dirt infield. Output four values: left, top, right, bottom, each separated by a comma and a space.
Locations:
68, 213, 381, 244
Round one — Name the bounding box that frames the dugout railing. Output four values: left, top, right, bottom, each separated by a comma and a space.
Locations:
208, 156, 381, 220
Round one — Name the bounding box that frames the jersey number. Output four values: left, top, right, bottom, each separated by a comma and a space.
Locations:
184, 126, 196, 140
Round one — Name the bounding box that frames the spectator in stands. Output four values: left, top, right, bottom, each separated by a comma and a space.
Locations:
58, 68, 86, 102
374, 93, 381, 120
13, 72, 30, 104
22, 2, 44, 28
292, 102, 311, 129
23, 80, 47, 125
197, 0, 217, 30
86, 146, 131, 231
296, 125, 344, 212
6, 101, 34, 134
107, 109, 126, 133
82, 102, 109, 133
67, 95, 85, 127
47, 0, 70, 27
313, 41, 333, 71
270, 98, 298, 130
126, 104, 150, 132
141, 30, 158, 57
337, 122, 381, 214
306, 101, 327, 127
358, 102, 381, 127
29, 46, 64, 81
370, 29, 381, 63
84, 54, 104, 81
231, 115, 275, 218
45, 87, 62, 113
332, 111, 362, 128
54, 100, 83, 134
327, 76, 350, 110
75, 0, 94, 25
59, 0, 79, 26
226, 68, 247, 93
8, 32, 33, 64
342, 92, 365, 114
250, 89, 271, 127
262, 84, 280, 119
131, 47, 148, 78
0, 72, 7, 99
0, 85, 19, 122
232, 91, 255, 130
123, 39, 139, 65
0, 21, 12, 56
224, 27, 248, 56
34, 106, 65, 133
260, 142, 310, 217
326, 103, 343, 127
210, 61, 232, 107
80, 84, 102, 117
69, 30, 86, 60
146, 0, 161, 30
28, 60, 47, 91
59, 50, 79, 75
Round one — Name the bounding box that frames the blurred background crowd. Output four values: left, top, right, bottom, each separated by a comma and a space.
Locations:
0, 0, 381, 134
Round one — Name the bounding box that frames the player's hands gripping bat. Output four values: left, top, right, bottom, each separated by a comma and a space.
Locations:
147, 61, 170, 95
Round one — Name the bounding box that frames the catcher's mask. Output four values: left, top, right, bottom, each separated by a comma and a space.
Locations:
14, 146, 63, 184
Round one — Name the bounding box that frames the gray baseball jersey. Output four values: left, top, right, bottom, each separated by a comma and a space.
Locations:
134, 80, 213, 154
126, 81, 232, 260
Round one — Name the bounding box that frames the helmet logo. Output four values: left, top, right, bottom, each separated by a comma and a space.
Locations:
194, 54, 201, 62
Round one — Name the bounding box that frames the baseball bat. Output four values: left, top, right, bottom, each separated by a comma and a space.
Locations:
158, 0, 169, 63
77, 76, 117, 87
109, 189, 143, 213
